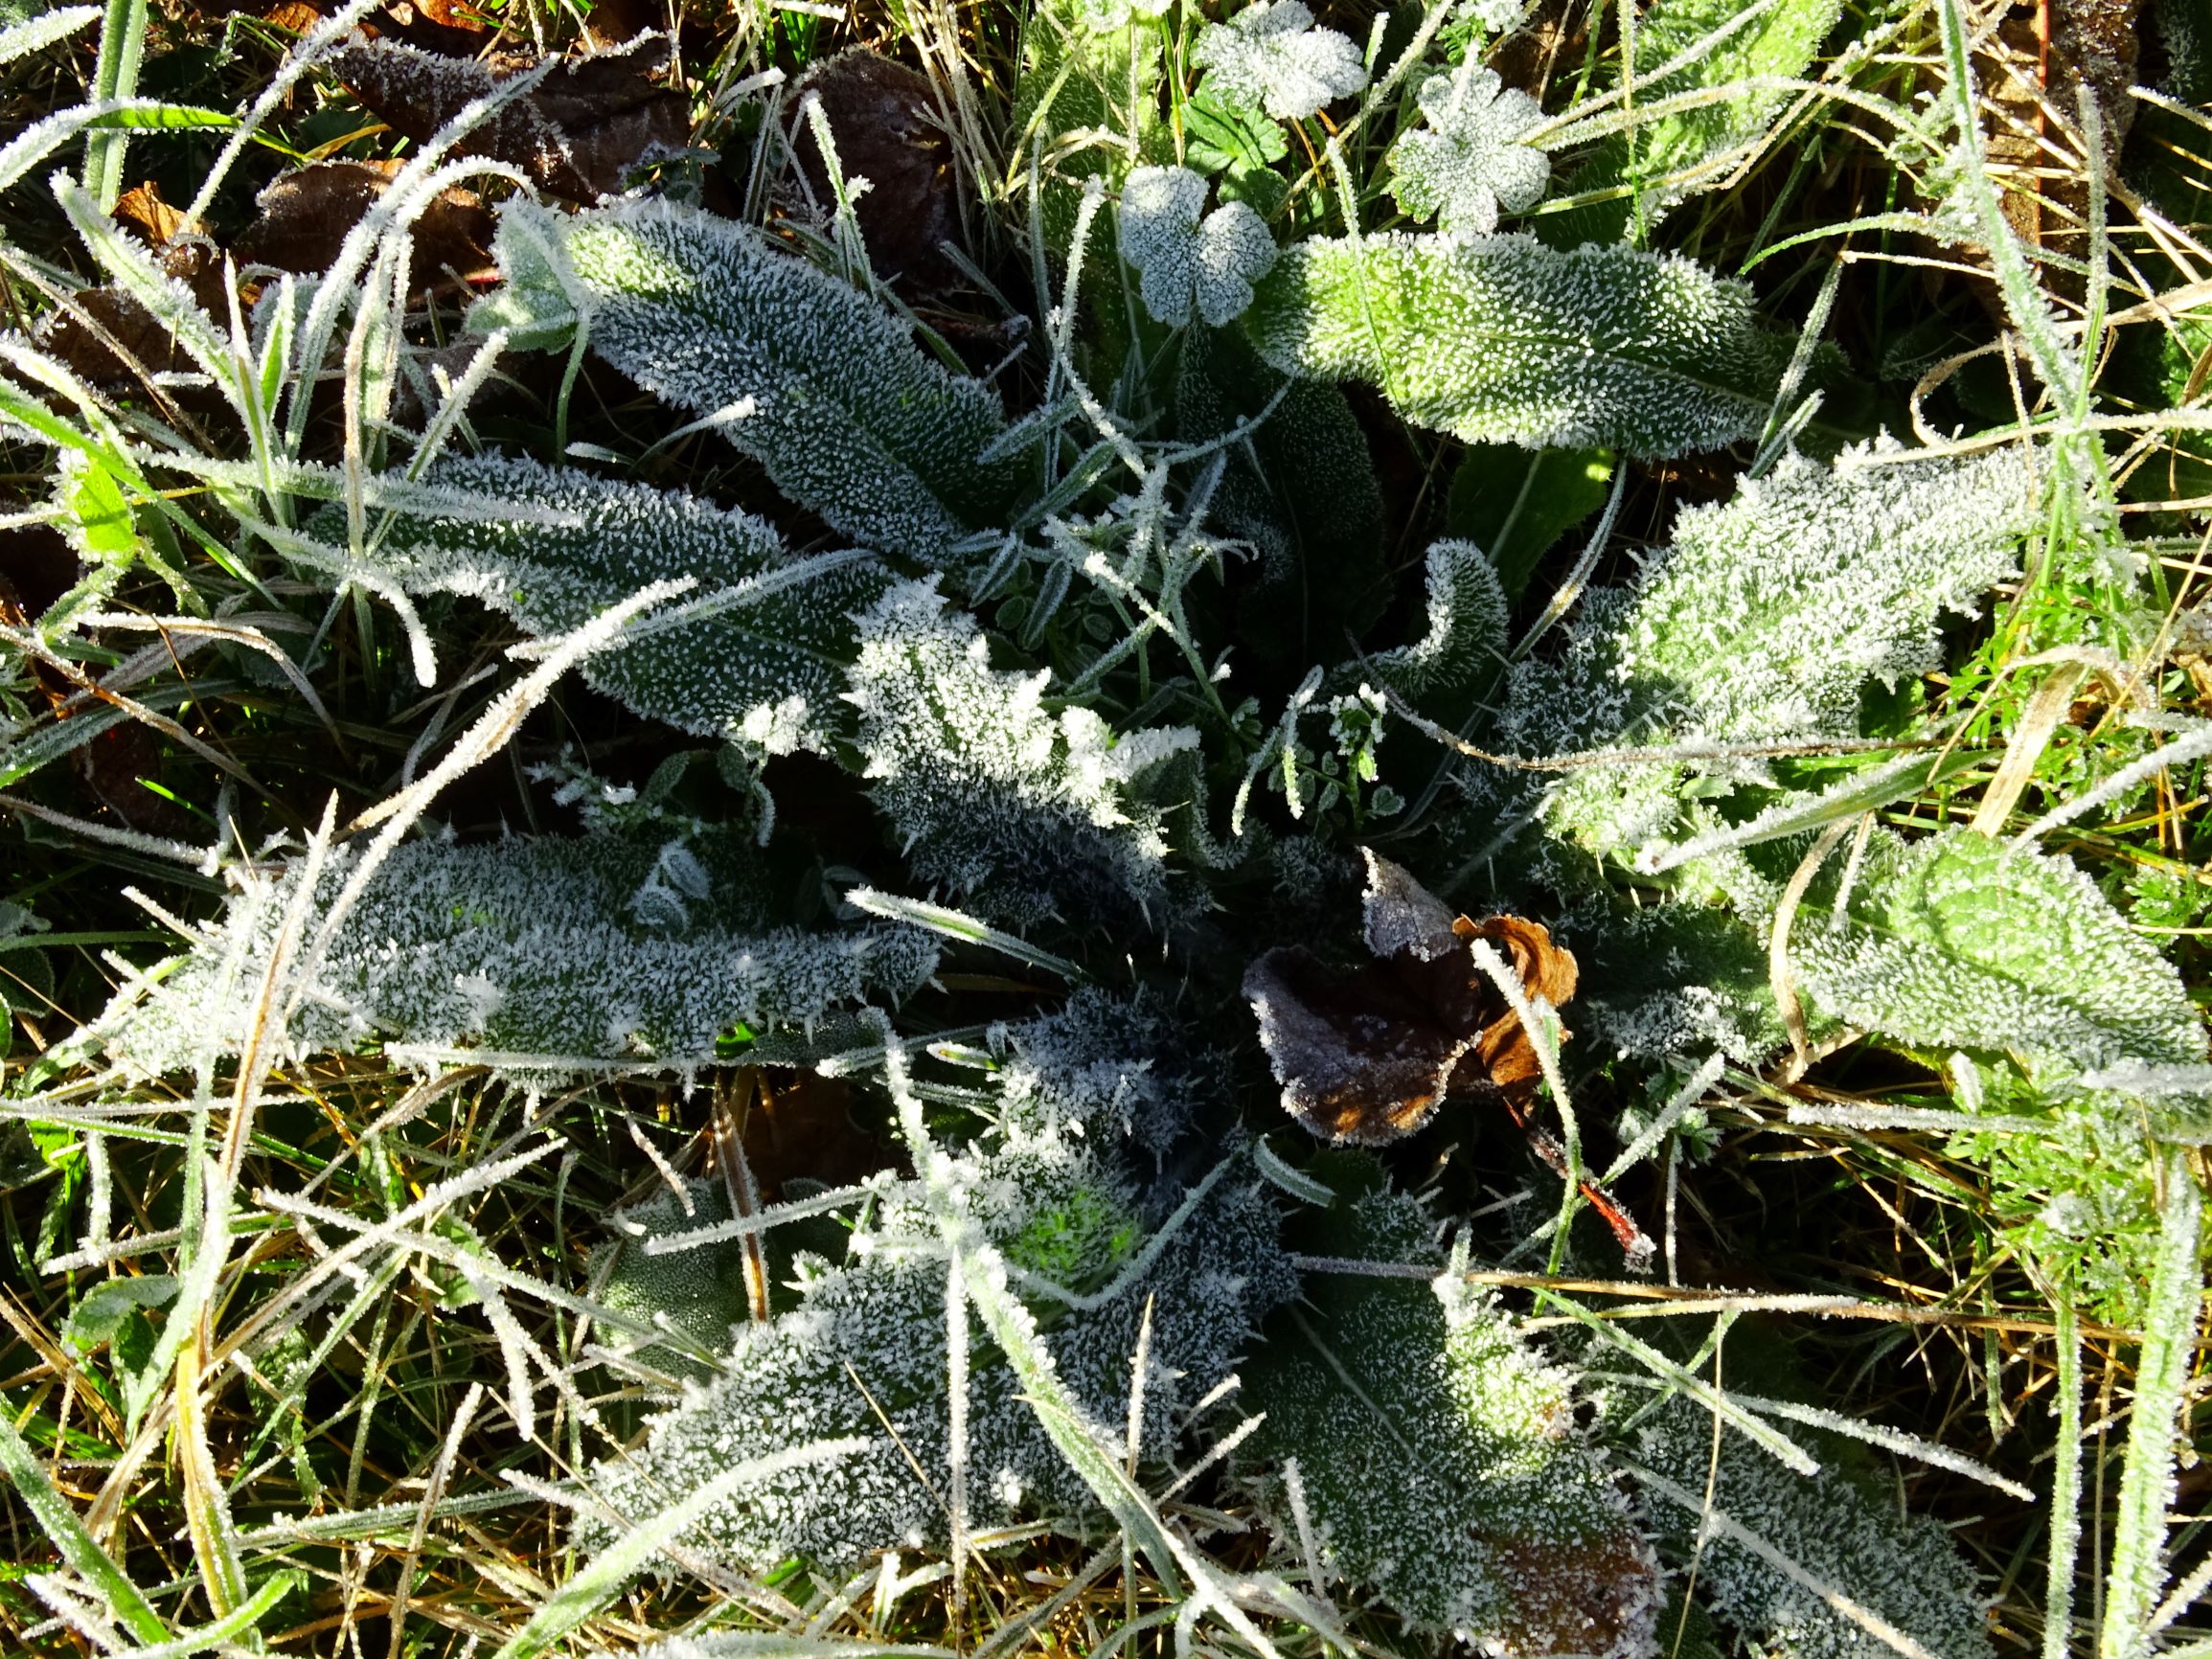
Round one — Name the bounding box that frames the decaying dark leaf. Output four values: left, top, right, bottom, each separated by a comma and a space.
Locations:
1243, 849, 1577, 1145
237, 159, 494, 287
329, 31, 688, 202
787, 49, 967, 292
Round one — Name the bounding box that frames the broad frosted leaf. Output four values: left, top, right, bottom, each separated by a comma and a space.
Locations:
1191, 0, 1366, 120
1389, 63, 1551, 240
1238, 1163, 1659, 1652
1638, 1398, 1994, 1659
470, 197, 1020, 562
1560, 0, 1845, 241
577, 1011, 1294, 1572
847, 579, 1198, 927
98, 831, 939, 1084
1364, 537, 1509, 708
1493, 443, 2041, 857
351, 453, 886, 753
1244, 232, 1787, 456
1793, 828, 2205, 1076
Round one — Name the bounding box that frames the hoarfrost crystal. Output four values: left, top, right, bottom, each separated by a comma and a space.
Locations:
1389, 64, 1551, 239
1191, 0, 1367, 120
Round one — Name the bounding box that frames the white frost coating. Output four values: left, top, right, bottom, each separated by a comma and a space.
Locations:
1246, 232, 1783, 455
1363, 537, 1509, 702
339, 452, 884, 754
1191, 0, 1367, 120
1793, 828, 2206, 1077
1116, 166, 1277, 328
1389, 64, 1551, 240
94, 833, 939, 1084
573, 1004, 1296, 1575
846, 579, 1198, 926
1492, 442, 2041, 858
472, 197, 1016, 562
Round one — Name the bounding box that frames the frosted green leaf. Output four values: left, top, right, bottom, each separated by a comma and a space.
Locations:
470, 198, 1020, 563
1793, 828, 2205, 1076
1239, 1166, 1660, 1652
593, 1179, 760, 1386
1191, 0, 1366, 121
1638, 1398, 1995, 1659
1117, 166, 1277, 328
1363, 537, 1509, 706
346, 454, 886, 753
575, 1011, 1294, 1573
1244, 232, 1787, 456
1493, 443, 2041, 857
1389, 64, 1551, 240
98, 832, 939, 1084
847, 579, 1198, 927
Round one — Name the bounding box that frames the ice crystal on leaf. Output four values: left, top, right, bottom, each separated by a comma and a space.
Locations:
573, 1007, 1294, 1573
1492, 443, 2041, 858
1191, 0, 1367, 120
1244, 233, 1787, 455
470, 198, 1019, 563
1117, 166, 1277, 327
1793, 828, 2205, 1077
339, 454, 886, 753
1239, 1163, 1659, 1653
1363, 537, 1510, 705
847, 580, 1198, 926
1390, 64, 1552, 240
96, 832, 937, 1084
1637, 1399, 1995, 1659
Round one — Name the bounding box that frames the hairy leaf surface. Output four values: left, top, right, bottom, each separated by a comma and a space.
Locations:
1795, 829, 2206, 1075
471, 198, 1021, 561
1243, 232, 1787, 455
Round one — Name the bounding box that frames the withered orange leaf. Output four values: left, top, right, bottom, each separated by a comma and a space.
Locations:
1243, 849, 1577, 1146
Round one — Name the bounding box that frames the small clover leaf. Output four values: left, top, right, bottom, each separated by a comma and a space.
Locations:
1388, 64, 1550, 240
1117, 165, 1279, 327
1191, 0, 1367, 121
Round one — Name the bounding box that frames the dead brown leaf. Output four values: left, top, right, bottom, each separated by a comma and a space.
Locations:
329, 31, 688, 201
787, 50, 967, 293
37, 180, 229, 388
1242, 849, 1579, 1146
237, 159, 494, 287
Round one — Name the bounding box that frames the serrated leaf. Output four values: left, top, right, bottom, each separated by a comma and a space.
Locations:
471, 198, 1022, 563
100, 832, 941, 1085
1795, 828, 2206, 1075
1243, 232, 1787, 456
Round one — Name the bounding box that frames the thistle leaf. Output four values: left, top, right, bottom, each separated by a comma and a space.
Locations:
471, 198, 1021, 562
1363, 537, 1509, 711
575, 1008, 1293, 1573
348, 453, 887, 753
1243, 232, 1788, 456
1636, 1397, 1995, 1659
1239, 1160, 1660, 1653
847, 579, 1199, 927
1793, 828, 2206, 1076
98, 831, 938, 1083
